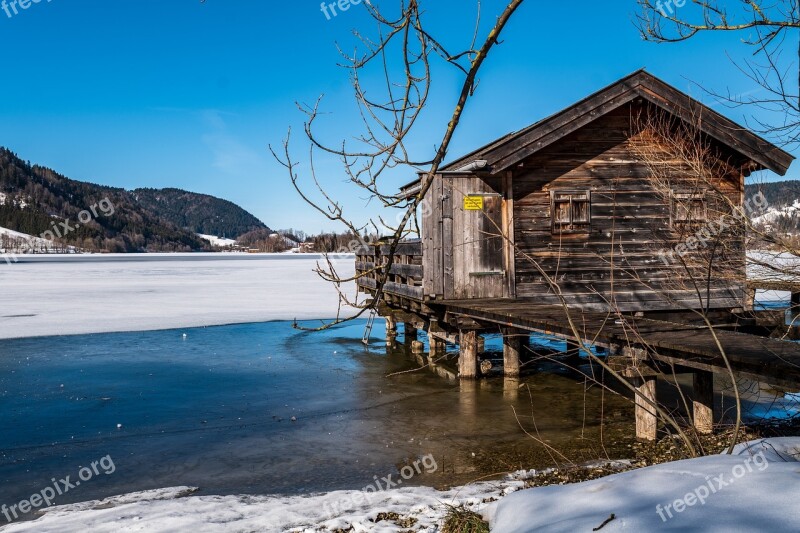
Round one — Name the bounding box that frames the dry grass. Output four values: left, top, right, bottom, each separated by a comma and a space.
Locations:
441, 505, 490, 533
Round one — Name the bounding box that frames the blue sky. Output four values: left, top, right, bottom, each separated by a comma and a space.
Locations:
0, 0, 794, 233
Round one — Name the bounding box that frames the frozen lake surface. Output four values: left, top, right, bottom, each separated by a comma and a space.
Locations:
0, 253, 357, 339
0, 320, 636, 514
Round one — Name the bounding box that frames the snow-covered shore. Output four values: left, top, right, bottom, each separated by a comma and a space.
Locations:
3, 438, 799, 532
0, 253, 356, 339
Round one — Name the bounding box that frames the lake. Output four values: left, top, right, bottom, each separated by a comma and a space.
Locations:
0, 317, 643, 511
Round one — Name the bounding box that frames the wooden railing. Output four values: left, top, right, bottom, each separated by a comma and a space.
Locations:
355, 240, 425, 301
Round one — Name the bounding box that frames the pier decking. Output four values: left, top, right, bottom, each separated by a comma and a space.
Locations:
436, 298, 800, 390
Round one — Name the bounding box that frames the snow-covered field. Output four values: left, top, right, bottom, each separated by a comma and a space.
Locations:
0, 253, 356, 339
4, 438, 799, 532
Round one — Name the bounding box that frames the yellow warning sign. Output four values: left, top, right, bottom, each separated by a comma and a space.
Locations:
463, 195, 484, 210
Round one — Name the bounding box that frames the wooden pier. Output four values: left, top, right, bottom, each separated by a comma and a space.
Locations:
357, 241, 800, 440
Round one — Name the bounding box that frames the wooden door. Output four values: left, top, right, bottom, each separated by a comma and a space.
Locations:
446, 176, 509, 300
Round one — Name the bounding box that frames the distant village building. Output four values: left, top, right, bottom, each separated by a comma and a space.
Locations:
295, 242, 315, 253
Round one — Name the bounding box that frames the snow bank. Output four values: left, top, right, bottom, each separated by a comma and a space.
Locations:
5, 439, 799, 532
1, 481, 519, 533
0, 254, 356, 339
487, 437, 800, 532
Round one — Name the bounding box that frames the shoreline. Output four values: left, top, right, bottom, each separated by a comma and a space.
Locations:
3, 435, 800, 532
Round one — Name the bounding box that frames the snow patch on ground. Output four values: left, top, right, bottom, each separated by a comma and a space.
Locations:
0, 224, 32, 240
197, 234, 237, 247
5, 438, 800, 532
0, 225, 76, 254
752, 200, 800, 227
487, 437, 800, 532
748, 250, 800, 283
2, 481, 519, 533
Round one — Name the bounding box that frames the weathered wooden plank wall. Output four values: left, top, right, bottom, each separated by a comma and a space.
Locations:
511, 105, 745, 312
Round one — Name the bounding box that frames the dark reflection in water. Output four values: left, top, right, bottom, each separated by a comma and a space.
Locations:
0, 320, 634, 509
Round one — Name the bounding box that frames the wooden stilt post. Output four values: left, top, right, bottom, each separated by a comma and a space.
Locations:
430, 337, 446, 357
566, 339, 580, 354
403, 323, 418, 344
620, 346, 658, 441
565, 339, 583, 365
459, 330, 479, 379
693, 371, 714, 435
634, 375, 658, 441
502, 328, 521, 378
503, 377, 520, 401
477, 335, 486, 353
385, 316, 397, 347
744, 287, 757, 311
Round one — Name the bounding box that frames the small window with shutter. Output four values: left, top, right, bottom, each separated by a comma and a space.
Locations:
672, 192, 707, 227
551, 190, 591, 234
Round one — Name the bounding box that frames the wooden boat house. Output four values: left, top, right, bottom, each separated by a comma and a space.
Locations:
355, 71, 800, 440
393, 70, 791, 312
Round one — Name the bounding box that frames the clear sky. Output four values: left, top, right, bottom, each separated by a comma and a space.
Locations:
0, 0, 793, 233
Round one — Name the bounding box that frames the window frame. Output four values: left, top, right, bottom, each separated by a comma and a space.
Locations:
671, 191, 708, 228
550, 189, 592, 234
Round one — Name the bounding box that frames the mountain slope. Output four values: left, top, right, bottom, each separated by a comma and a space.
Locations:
0, 148, 265, 253
131, 188, 267, 239
747, 180, 800, 233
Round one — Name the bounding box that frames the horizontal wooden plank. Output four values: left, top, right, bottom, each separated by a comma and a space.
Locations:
355, 262, 423, 279
429, 297, 800, 386
356, 276, 424, 300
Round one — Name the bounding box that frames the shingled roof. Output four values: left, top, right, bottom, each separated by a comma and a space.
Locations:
401, 70, 794, 196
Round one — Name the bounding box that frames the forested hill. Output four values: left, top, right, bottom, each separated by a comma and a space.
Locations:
746, 180, 800, 234
131, 188, 267, 239
746, 181, 800, 207
0, 148, 267, 252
